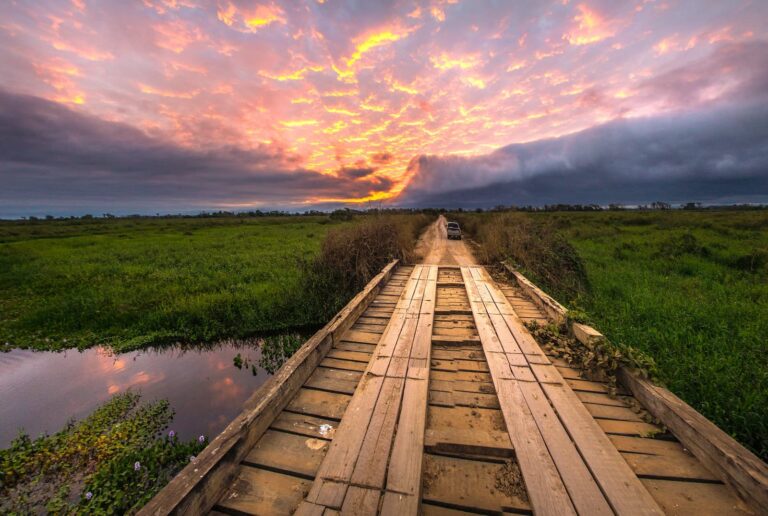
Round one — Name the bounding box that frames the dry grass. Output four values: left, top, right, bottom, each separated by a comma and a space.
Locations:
455, 212, 589, 303
301, 213, 431, 317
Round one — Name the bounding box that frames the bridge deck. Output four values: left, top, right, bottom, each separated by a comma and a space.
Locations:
212, 264, 752, 515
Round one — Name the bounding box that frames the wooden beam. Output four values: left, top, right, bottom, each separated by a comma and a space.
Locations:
461, 267, 577, 516
138, 260, 399, 516
505, 265, 768, 513
618, 367, 768, 511
474, 267, 663, 516
304, 265, 435, 514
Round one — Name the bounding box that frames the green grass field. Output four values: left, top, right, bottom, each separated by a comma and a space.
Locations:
458, 209, 768, 460
0, 216, 341, 351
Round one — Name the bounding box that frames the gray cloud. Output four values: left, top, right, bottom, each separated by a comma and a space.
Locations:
400, 41, 768, 208
400, 99, 768, 207
0, 90, 390, 216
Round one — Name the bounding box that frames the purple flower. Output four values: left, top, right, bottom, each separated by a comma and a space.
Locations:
134, 461, 141, 471
198, 435, 205, 444
189, 455, 196, 462
168, 430, 175, 438
85, 492, 93, 501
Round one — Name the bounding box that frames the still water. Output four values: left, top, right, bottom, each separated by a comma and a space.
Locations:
0, 341, 272, 448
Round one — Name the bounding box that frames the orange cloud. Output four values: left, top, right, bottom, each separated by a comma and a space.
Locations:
139, 83, 200, 98
565, 4, 616, 45
154, 20, 205, 53
217, 1, 285, 32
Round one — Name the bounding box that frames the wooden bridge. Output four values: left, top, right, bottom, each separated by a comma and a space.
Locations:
142, 260, 766, 515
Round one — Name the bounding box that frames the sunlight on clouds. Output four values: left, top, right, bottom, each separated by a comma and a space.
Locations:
565, 4, 615, 45
217, 1, 285, 31
281, 119, 320, 127
4, 0, 765, 206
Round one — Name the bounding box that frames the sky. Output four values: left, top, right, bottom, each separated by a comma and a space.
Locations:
1, 0, 767, 216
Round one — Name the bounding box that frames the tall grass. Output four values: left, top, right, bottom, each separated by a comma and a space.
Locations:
458, 209, 768, 460
301, 214, 431, 318
454, 212, 588, 303
0, 214, 430, 352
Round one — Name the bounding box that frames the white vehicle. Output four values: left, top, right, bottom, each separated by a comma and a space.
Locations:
446, 221, 462, 240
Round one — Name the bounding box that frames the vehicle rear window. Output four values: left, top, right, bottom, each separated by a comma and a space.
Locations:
447, 223, 459, 229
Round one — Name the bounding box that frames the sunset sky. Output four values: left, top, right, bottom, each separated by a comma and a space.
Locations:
2, 0, 768, 216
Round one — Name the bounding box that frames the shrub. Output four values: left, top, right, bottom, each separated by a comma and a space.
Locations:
300, 214, 430, 318
455, 212, 589, 303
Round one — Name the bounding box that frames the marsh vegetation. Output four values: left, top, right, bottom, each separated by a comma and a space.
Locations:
456, 209, 768, 460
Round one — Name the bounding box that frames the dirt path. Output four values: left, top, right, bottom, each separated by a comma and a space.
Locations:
415, 215, 477, 265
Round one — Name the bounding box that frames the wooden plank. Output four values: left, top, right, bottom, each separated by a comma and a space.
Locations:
516, 381, 613, 516
641, 478, 753, 515
326, 349, 372, 363
217, 466, 311, 515
306, 367, 362, 395
584, 402, 644, 422
576, 390, 630, 407
386, 265, 437, 500
271, 412, 338, 440
342, 329, 381, 345
608, 435, 688, 456
462, 267, 576, 516
494, 379, 577, 515
623, 451, 721, 482
543, 383, 664, 515
334, 341, 377, 353
421, 454, 530, 513
140, 260, 399, 516
349, 377, 405, 488
472, 267, 663, 515
618, 367, 768, 512
244, 430, 328, 478
478, 274, 611, 515
597, 418, 662, 437
305, 266, 429, 510
341, 486, 380, 514
320, 357, 368, 372
287, 388, 351, 421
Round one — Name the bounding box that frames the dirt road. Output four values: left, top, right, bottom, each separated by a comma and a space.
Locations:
415, 215, 477, 265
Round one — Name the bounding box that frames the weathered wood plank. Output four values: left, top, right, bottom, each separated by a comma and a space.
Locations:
305, 265, 430, 511
386, 265, 437, 501
139, 260, 399, 516
287, 388, 352, 421
243, 430, 328, 478
462, 267, 576, 516
641, 478, 753, 515
507, 265, 766, 512
217, 466, 311, 515
618, 367, 768, 511
471, 267, 663, 515
421, 454, 530, 513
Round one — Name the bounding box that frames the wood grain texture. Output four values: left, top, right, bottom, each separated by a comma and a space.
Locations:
138, 260, 399, 516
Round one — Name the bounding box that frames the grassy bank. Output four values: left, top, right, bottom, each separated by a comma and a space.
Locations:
0, 213, 430, 352
456, 209, 768, 460
0, 392, 206, 514
0, 216, 339, 351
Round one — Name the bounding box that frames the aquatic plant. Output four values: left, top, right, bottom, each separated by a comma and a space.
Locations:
0, 391, 207, 514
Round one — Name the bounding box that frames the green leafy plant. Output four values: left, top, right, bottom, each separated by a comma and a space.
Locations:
0, 392, 207, 514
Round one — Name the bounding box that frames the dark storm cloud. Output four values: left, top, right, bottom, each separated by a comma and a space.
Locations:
0, 90, 391, 216
337, 166, 377, 179
400, 40, 768, 208
401, 99, 768, 207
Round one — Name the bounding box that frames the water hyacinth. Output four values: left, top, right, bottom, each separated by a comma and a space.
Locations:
189, 455, 196, 462
134, 461, 141, 471
168, 429, 175, 438
198, 435, 205, 444
85, 492, 93, 501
